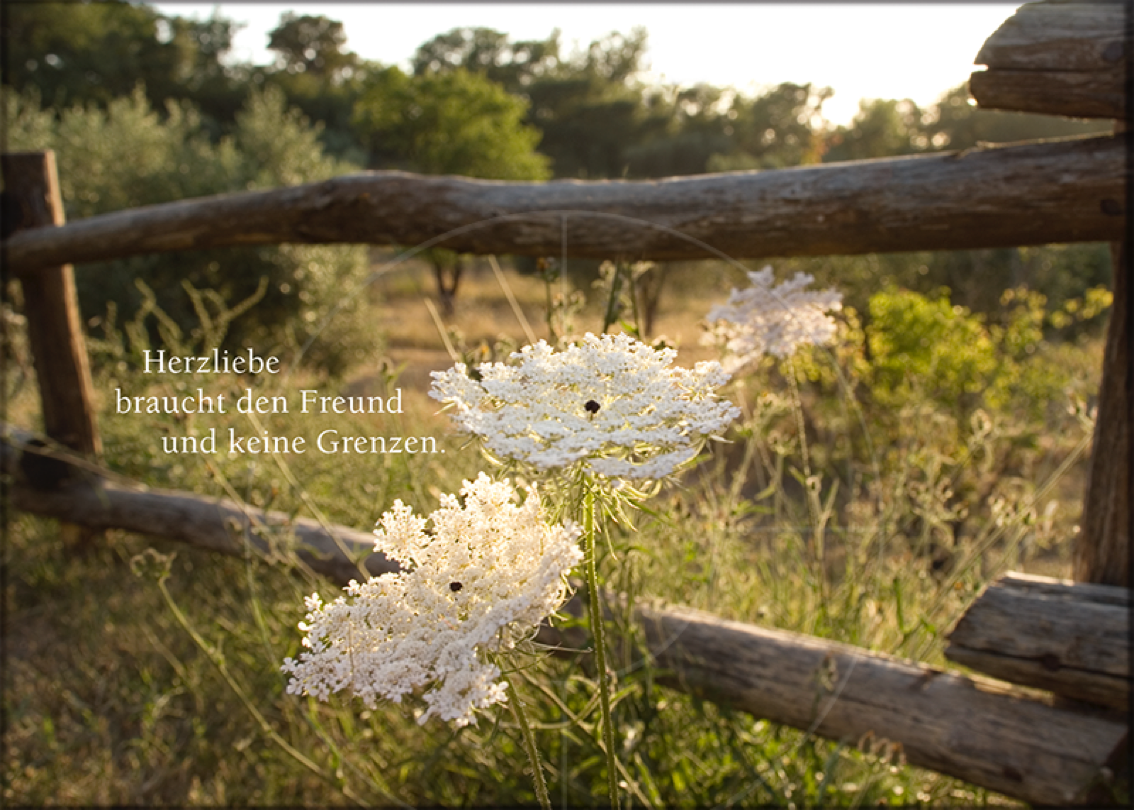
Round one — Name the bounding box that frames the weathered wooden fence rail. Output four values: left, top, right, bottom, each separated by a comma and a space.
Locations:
945, 572, 1130, 711
970, 0, 1126, 119
2, 135, 1125, 274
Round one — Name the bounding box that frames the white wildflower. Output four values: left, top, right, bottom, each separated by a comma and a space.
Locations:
429, 332, 739, 480
281, 473, 582, 728
704, 266, 843, 371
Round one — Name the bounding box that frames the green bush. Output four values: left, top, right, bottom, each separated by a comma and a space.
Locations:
3, 85, 376, 376
866, 288, 998, 410
862, 285, 1105, 423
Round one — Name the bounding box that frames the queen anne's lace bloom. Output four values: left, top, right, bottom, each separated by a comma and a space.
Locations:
281, 474, 582, 727
704, 266, 843, 372
429, 333, 739, 480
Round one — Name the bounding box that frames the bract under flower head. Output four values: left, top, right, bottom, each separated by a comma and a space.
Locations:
703, 266, 843, 372
429, 332, 739, 480
281, 474, 582, 727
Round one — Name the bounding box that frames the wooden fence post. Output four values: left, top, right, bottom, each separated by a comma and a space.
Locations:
1074, 240, 1131, 587
1072, 82, 1131, 588
2, 151, 101, 457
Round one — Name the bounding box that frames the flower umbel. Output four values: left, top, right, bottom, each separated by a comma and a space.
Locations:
281, 474, 582, 727
704, 266, 843, 372
429, 332, 739, 480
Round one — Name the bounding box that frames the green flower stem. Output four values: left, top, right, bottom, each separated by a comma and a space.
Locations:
505, 672, 551, 810
584, 481, 621, 809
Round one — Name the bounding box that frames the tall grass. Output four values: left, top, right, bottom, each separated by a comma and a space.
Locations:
4, 257, 1102, 806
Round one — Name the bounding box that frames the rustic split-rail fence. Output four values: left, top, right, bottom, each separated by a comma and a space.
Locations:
2, 2, 1129, 804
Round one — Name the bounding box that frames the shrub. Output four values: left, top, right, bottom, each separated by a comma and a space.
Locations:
3, 85, 376, 376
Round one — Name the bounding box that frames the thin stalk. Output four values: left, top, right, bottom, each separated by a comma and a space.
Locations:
424, 297, 459, 362
584, 481, 620, 809
488, 255, 538, 345
542, 264, 558, 344
626, 265, 643, 337
505, 672, 552, 810
601, 262, 625, 334
154, 576, 384, 806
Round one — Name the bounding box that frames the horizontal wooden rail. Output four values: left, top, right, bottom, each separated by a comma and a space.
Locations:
3, 425, 1125, 806
971, 1, 1126, 120
556, 598, 1128, 807
969, 68, 1125, 120
945, 572, 1130, 710
2, 136, 1125, 273
1, 425, 394, 586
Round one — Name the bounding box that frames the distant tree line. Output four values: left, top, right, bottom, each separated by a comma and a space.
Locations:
1, 1, 1114, 353
5, 2, 1110, 178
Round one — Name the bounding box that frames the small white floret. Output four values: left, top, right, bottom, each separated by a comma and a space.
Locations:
281, 474, 582, 727
430, 333, 739, 480
703, 266, 843, 371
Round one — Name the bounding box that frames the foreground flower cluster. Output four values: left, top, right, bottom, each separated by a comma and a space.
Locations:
281, 474, 581, 727
430, 332, 740, 480
704, 266, 843, 371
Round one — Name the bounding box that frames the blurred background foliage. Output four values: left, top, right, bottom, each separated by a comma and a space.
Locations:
3, 85, 376, 377
1, 0, 1114, 363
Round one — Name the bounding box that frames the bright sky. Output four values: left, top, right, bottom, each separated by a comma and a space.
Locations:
148, 3, 1021, 126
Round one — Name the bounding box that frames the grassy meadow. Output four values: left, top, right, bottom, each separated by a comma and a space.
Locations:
3, 250, 1107, 806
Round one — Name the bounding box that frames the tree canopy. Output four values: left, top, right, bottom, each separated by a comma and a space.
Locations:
267, 12, 359, 79
353, 66, 549, 180
5, 6, 1111, 181
4, 1, 245, 126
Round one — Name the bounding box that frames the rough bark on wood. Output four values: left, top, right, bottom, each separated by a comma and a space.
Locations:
945, 572, 1130, 710
548, 593, 1126, 806
1, 152, 101, 456
969, 67, 1125, 120
1, 426, 394, 585
975, 2, 1126, 73
3, 426, 1127, 806
1075, 238, 1131, 586
2, 137, 1125, 273
970, 2, 1127, 120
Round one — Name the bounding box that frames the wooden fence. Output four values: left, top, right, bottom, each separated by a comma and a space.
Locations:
1, 1, 1129, 804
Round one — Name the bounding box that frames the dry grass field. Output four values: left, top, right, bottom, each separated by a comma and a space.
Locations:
6, 246, 1109, 805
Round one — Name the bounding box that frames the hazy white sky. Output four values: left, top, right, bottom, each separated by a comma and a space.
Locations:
149, 3, 1021, 126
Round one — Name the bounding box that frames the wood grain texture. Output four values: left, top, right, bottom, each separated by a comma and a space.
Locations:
974, 2, 1127, 73
1, 425, 393, 585
993, 570, 1131, 605
3, 426, 1126, 806
969, 67, 1125, 119
969, 1, 1127, 119
572, 597, 1127, 806
1, 152, 101, 455
945, 572, 1130, 709
1075, 238, 1132, 587
2, 137, 1125, 273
